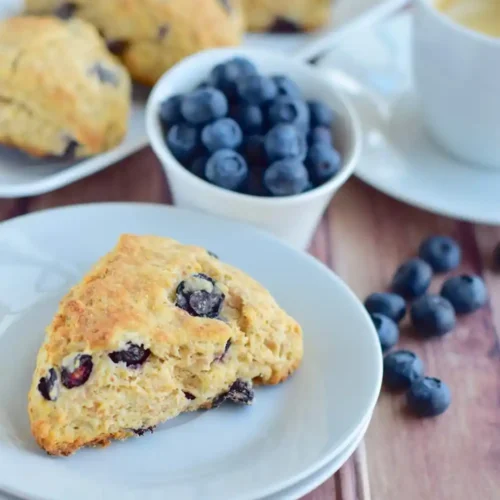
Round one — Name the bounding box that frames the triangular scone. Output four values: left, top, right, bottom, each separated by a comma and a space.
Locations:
28, 235, 303, 456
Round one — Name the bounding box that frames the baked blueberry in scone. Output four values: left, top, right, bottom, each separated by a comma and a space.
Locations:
24, 0, 244, 86
0, 16, 130, 158
28, 235, 303, 456
240, 0, 332, 33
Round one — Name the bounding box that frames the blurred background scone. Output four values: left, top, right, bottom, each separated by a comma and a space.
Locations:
0, 16, 131, 158
25, 0, 244, 86
242, 0, 331, 32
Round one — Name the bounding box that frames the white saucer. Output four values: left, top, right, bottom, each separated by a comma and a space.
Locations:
319, 12, 500, 225
0, 204, 382, 500
0, 0, 381, 198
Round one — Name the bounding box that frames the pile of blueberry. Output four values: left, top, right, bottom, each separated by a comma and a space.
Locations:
365, 235, 489, 418
159, 57, 342, 196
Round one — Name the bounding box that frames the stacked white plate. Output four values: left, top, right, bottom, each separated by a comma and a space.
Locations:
0, 204, 382, 500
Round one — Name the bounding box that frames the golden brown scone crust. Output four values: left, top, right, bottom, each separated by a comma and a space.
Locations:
28, 235, 303, 456
0, 16, 131, 158
25, 0, 244, 86
241, 0, 331, 32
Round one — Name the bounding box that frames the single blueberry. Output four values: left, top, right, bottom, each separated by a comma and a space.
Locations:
205, 150, 248, 191
184, 391, 196, 400
241, 135, 266, 167
391, 258, 433, 299
208, 57, 257, 99
212, 379, 254, 408
190, 155, 208, 179
109, 342, 151, 368
264, 158, 309, 196
493, 243, 500, 272
88, 62, 119, 87
236, 74, 278, 106
370, 313, 399, 352
158, 24, 169, 40
364, 292, 406, 323
308, 126, 332, 145
411, 295, 456, 336
407, 377, 451, 418
61, 354, 93, 389
272, 75, 302, 99
383, 350, 424, 391
175, 273, 225, 318
106, 39, 129, 56
305, 143, 342, 185
231, 104, 263, 134
159, 94, 183, 128
37, 368, 59, 401
264, 124, 307, 162
180, 87, 228, 125
201, 118, 243, 153
267, 96, 310, 132
418, 235, 462, 272
268, 17, 303, 33
308, 100, 334, 128
440, 275, 488, 314
166, 123, 200, 162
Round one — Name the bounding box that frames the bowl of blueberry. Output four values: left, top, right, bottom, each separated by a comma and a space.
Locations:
147, 48, 362, 249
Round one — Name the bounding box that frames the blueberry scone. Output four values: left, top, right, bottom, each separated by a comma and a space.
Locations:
25, 0, 244, 86
241, 0, 332, 32
0, 16, 130, 158
28, 235, 303, 456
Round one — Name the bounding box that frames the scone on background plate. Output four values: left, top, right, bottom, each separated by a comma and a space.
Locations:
0, 16, 131, 158
28, 235, 303, 456
24, 0, 244, 86
241, 0, 332, 32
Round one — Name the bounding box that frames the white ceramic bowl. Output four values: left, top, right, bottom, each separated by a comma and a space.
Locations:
146, 48, 362, 250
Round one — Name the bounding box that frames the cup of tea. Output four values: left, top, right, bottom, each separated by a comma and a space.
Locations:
413, 0, 500, 169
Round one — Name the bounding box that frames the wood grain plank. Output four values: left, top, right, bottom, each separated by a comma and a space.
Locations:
25, 148, 169, 213
303, 179, 500, 500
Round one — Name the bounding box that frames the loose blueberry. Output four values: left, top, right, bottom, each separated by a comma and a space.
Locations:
241, 135, 266, 167
308, 126, 332, 146
231, 104, 263, 134
109, 342, 151, 368
175, 273, 225, 318
205, 149, 248, 191
383, 350, 424, 391
180, 88, 228, 125
37, 368, 59, 402
166, 123, 200, 162
132, 426, 155, 436
267, 96, 310, 132
61, 354, 93, 389
212, 379, 254, 408
364, 292, 406, 323
305, 143, 342, 185
264, 158, 309, 196
370, 313, 399, 352
208, 57, 257, 99
308, 100, 334, 128
88, 63, 119, 87
411, 295, 456, 337
264, 124, 307, 162
391, 258, 433, 299
159, 94, 183, 128
418, 235, 462, 272
54, 2, 77, 19
190, 155, 208, 179
440, 275, 488, 314
493, 243, 500, 272
214, 339, 232, 362
272, 75, 302, 99
236, 75, 278, 106
201, 118, 243, 153
407, 377, 451, 418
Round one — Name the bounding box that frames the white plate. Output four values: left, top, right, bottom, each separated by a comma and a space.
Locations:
0, 0, 383, 198
267, 411, 372, 500
0, 204, 382, 500
319, 12, 500, 225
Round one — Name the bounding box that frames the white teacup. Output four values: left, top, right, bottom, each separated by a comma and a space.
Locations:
413, 0, 500, 169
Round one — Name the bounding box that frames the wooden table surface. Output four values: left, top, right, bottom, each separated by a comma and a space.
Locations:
1, 148, 499, 500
